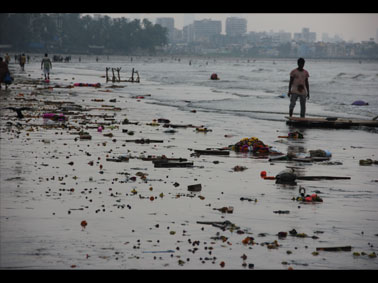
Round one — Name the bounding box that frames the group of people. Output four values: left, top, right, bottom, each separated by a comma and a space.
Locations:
1, 52, 310, 117
0, 53, 53, 90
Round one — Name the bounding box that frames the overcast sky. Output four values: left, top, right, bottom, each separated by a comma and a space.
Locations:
100, 13, 378, 42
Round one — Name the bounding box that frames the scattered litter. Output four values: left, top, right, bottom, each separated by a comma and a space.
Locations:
359, 159, 378, 166
316, 246, 352, 252
187, 184, 202, 192
213, 206, 234, 213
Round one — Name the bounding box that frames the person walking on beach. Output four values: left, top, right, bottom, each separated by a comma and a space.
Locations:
0, 57, 11, 90
288, 58, 310, 118
19, 53, 26, 71
41, 53, 52, 80
4, 53, 10, 65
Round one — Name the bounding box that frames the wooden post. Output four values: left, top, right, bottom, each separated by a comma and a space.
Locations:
113, 68, 116, 82
105, 67, 110, 82
116, 67, 121, 82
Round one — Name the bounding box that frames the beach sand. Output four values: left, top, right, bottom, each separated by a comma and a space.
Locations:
1, 59, 377, 269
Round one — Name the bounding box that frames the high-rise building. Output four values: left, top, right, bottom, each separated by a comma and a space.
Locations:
294, 28, 316, 42
193, 19, 222, 42
156, 17, 175, 42
225, 17, 247, 37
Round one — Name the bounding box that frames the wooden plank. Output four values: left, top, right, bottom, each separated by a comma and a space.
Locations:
194, 149, 230, 156
296, 176, 351, 180
316, 246, 352, 252
285, 116, 378, 128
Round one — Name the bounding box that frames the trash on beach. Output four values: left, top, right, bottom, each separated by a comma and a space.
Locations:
125, 139, 164, 144
273, 210, 290, 214
42, 113, 67, 122
293, 187, 323, 203
106, 156, 129, 162
195, 127, 212, 133
309, 149, 332, 158
73, 83, 101, 88
142, 250, 175, 254
316, 246, 352, 252
275, 169, 297, 185
193, 149, 230, 156
274, 168, 350, 184
213, 206, 234, 213
359, 159, 378, 166
187, 184, 202, 192
154, 159, 194, 168
277, 131, 304, 139
352, 100, 369, 106
79, 131, 92, 140
80, 220, 88, 229
231, 136, 283, 156
233, 165, 247, 172
196, 220, 239, 231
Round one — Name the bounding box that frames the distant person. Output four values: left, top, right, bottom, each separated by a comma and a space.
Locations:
41, 53, 52, 80
4, 53, 10, 65
19, 53, 26, 71
288, 58, 310, 118
0, 57, 11, 90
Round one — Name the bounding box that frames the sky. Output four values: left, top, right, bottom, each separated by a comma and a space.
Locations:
98, 13, 378, 42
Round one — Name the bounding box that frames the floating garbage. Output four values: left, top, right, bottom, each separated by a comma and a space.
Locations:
231, 137, 282, 155
293, 187, 323, 203
74, 83, 101, 87
188, 184, 202, 192
316, 246, 352, 252
277, 131, 303, 139
359, 159, 378, 166
275, 169, 297, 185
352, 100, 369, 106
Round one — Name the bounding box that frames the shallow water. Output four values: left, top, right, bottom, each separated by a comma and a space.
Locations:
1, 56, 378, 269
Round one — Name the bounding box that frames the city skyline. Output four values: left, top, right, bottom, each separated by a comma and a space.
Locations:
99, 13, 378, 43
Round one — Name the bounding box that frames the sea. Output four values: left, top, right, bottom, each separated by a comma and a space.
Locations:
51, 55, 378, 122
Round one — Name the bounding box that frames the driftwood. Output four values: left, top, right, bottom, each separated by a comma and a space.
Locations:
194, 149, 230, 156
125, 139, 164, 144
153, 160, 193, 168
296, 176, 351, 180
316, 246, 352, 252
187, 184, 202, 192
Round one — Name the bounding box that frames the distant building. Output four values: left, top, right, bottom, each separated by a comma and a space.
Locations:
276, 30, 292, 43
183, 24, 193, 43
294, 28, 316, 43
193, 19, 222, 42
225, 17, 247, 37
156, 17, 175, 42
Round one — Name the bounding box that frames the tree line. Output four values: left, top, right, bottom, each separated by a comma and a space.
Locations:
0, 13, 168, 54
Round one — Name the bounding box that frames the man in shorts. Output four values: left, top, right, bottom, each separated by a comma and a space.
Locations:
288, 58, 310, 118
41, 53, 52, 80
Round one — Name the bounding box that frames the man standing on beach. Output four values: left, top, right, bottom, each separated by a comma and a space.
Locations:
19, 53, 26, 71
41, 54, 52, 80
0, 57, 10, 90
288, 58, 310, 118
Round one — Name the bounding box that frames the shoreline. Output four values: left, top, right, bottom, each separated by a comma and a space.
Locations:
1, 59, 377, 269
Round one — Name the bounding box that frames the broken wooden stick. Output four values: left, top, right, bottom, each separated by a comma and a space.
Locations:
316, 246, 352, 252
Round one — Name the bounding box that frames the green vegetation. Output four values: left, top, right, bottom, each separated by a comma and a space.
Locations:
0, 13, 168, 54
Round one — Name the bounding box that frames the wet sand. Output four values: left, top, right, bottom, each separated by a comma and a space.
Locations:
1, 59, 378, 269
